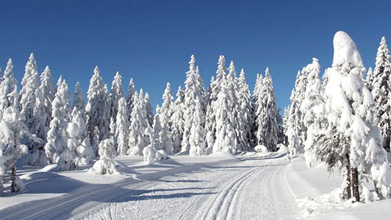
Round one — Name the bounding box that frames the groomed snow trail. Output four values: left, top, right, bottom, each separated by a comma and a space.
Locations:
0, 153, 298, 220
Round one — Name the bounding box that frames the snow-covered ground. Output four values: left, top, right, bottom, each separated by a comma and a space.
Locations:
0, 152, 390, 220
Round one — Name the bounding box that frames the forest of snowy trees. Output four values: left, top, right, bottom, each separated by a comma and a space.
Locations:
0, 31, 390, 204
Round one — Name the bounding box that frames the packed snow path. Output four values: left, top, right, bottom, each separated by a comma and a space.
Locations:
0, 153, 298, 220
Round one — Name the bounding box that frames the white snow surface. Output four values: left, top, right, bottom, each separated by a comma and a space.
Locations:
332, 31, 363, 67
1, 152, 390, 219
0, 152, 299, 220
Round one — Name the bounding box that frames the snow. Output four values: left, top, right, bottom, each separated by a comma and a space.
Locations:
333, 31, 364, 67
285, 155, 391, 219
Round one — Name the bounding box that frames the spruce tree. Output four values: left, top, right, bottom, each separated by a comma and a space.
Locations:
109, 71, 124, 124
116, 97, 129, 155
86, 66, 110, 155
171, 86, 185, 153
237, 69, 254, 151
371, 36, 391, 152
189, 97, 207, 156
0, 59, 18, 120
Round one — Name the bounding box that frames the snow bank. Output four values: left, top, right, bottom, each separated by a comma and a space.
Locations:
285, 155, 391, 219
254, 145, 269, 153
332, 31, 363, 67
277, 143, 288, 153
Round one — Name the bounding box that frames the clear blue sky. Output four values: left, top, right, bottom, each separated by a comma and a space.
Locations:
0, 0, 390, 110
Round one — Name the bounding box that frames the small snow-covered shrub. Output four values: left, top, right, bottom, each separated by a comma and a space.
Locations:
254, 145, 269, 153
90, 139, 116, 174
143, 145, 156, 165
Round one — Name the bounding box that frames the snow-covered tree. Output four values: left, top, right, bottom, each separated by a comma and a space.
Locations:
44, 78, 74, 170
145, 93, 154, 126
236, 69, 254, 151
70, 107, 94, 165
371, 37, 391, 152
315, 31, 391, 201
182, 55, 207, 153
366, 67, 374, 91
115, 97, 129, 155
86, 66, 110, 155
0, 107, 30, 193
91, 139, 116, 174
213, 77, 238, 153
109, 71, 124, 125
254, 68, 279, 151
127, 78, 136, 122
39, 66, 56, 129
73, 82, 85, 113
128, 90, 150, 155
19, 54, 40, 148
189, 97, 207, 156
299, 58, 328, 166
171, 86, 185, 153
206, 55, 227, 149
0, 59, 18, 120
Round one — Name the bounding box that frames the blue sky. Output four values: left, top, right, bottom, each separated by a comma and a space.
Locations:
0, 0, 390, 110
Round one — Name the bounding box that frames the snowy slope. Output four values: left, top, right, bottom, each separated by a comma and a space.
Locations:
0, 152, 298, 220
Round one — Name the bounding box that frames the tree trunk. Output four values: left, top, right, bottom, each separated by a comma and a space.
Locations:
383, 134, 390, 152
352, 167, 360, 202
11, 161, 17, 193
346, 164, 352, 200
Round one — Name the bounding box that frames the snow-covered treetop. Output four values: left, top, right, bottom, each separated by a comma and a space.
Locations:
332, 31, 363, 67
4, 59, 14, 78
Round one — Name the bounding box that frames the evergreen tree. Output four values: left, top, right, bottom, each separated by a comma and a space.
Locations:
73, 82, 85, 113
39, 65, 56, 129
189, 97, 207, 156
0, 107, 30, 193
236, 69, 254, 151
91, 139, 116, 174
206, 55, 227, 150
371, 36, 391, 152
127, 78, 136, 122
145, 93, 154, 126
115, 97, 129, 155
109, 71, 124, 124
128, 90, 150, 155
86, 66, 110, 155
70, 107, 94, 165
181, 55, 206, 153
171, 86, 185, 153
255, 68, 279, 151
0, 59, 18, 120
44, 78, 74, 170
315, 31, 391, 201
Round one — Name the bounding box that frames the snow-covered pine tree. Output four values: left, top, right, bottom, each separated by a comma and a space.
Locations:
127, 78, 136, 122
365, 67, 373, 91
70, 107, 94, 165
371, 36, 391, 152
0, 107, 30, 193
316, 31, 391, 201
128, 90, 150, 155
189, 97, 207, 156
255, 68, 278, 151
86, 66, 110, 156
206, 55, 227, 150
150, 107, 163, 150
44, 78, 75, 170
145, 93, 154, 126
39, 66, 56, 131
115, 97, 129, 155
236, 69, 254, 151
19, 54, 41, 150
299, 58, 328, 167
91, 139, 116, 174
181, 55, 207, 153
158, 83, 174, 154
171, 86, 185, 153
109, 71, 124, 125
73, 82, 85, 113
213, 75, 238, 153
0, 59, 18, 120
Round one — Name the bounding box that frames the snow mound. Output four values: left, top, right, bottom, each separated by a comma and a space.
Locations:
277, 144, 288, 153
254, 145, 269, 153
332, 31, 363, 67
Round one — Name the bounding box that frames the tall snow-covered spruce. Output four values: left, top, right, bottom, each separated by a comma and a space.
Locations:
86, 66, 110, 155
315, 31, 391, 202
370, 36, 391, 152
0, 59, 18, 120
254, 68, 279, 151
